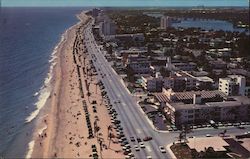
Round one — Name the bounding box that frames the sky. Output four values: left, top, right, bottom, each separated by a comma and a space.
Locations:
1, 0, 249, 7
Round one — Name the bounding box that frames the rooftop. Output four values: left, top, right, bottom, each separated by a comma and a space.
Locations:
195, 76, 214, 83
153, 93, 170, 103
187, 137, 229, 152
170, 96, 250, 110
154, 90, 226, 103
173, 90, 226, 101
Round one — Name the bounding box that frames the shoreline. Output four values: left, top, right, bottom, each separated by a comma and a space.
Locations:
26, 12, 88, 158
28, 10, 124, 158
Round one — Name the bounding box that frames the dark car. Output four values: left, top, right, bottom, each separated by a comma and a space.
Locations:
137, 138, 142, 143
130, 137, 136, 142
143, 136, 152, 141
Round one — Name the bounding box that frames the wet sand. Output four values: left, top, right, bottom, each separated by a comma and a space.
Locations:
31, 12, 124, 158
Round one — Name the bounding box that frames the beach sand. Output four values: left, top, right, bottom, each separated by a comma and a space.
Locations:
31, 12, 124, 158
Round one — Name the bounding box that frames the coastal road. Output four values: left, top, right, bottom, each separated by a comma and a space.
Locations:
83, 19, 250, 158
84, 20, 170, 159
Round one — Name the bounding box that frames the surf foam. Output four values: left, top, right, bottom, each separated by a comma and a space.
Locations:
25, 140, 35, 158
25, 32, 66, 123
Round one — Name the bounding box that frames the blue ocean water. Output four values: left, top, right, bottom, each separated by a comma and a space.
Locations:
0, 7, 84, 157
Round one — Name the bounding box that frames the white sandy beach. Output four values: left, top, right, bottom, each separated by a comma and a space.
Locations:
29, 12, 124, 158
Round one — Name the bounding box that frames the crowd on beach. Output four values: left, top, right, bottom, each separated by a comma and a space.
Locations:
31, 12, 124, 158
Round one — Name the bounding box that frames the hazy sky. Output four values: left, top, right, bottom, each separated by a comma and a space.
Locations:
2, 0, 249, 7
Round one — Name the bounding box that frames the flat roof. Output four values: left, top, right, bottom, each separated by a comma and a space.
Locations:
153, 90, 226, 103
173, 90, 226, 101
171, 96, 250, 110
196, 76, 214, 82
153, 93, 170, 103
187, 137, 229, 152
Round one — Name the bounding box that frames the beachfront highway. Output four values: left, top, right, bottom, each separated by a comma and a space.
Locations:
83, 18, 250, 158
84, 20, 171, 159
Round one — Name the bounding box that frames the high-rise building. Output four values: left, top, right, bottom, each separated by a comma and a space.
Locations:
219, 75, 246, 96
101, 19, 116, 36
160, 16, 172, 29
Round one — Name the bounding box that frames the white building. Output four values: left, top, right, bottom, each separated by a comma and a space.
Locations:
141, 75, 163, 92
219, 75, 246, 96
165, 57, 197, 71
101, 19, 116, 36
160, 16, 172, 29
153, 89, 250, 126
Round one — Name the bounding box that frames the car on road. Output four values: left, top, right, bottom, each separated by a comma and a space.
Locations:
206, 134, 212, 137
237, 125, 245, 129
125, 144, 131, 148
139, 142, 145, 148
137, 138, 142, 143
134, 145, 140, 151
130, 137, 136, 142
128, 153, 134, 157
188, 136, 195, 138
143, 136, 152, 141
146, 156, 152, 159
159, 146, 166, 153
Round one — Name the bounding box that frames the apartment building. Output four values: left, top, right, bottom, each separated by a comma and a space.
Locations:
154, 88, 250, 126
141, 75, 163, 92
219, 75, 246, 96
160, 16, 172, 29
127, 55, 151, 74
100, 19, 116, 36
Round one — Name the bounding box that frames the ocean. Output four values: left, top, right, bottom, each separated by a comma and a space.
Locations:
0, 7, 85, 157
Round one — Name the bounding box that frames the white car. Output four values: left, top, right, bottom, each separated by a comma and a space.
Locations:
134, 145, 140, 151
128, 153, 134, 157
140, 142, 145, 148
125, 144, 131, 148
206, 134, 212, 137
146, 156, 152, 159
159, 146, 166, 153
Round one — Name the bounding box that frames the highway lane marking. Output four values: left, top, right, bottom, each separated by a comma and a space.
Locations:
146, 146, 152, 152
